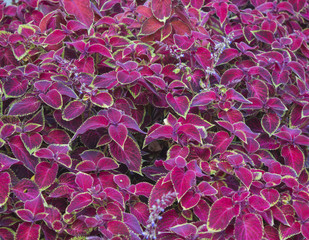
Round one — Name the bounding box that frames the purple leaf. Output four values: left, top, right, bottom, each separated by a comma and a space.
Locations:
207, 197, 240, 232
8, 97, 41, 116
0, 172, 10, 207
235, 214, 263, 240
62, 100, 86, 121
191, 91, 217, 107
281, 145, 304, 175
35, 162, 58, 189
61, 0, 93, 28
21, 133, 42, 154
90, 92, 113, 108
108, 123, 128, 148
253, 30, 275, 44
171, 167, 195, 200
261, 112, 280, 136
170, 223, 197, 238
248, 195, 271, 212
66, 192, 93, 213
109, 136, 142, 173
39, 89, 63, 109
151, 0, 172, 21
15, 223, 41, 240
166, 93, 190, 117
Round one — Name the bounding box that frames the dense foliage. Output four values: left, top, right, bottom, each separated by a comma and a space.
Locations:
0, 0, 309, 239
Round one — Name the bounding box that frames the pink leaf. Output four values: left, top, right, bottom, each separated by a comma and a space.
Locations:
8, 97, 41, 116
166, 93, 190, 117
171, 167, 195, 200
109, 136, 142, 173
281, 145, 304, 175
15, 223, 41, 240
151, 0, 172, 21
21, 133, 42, 154
261, 112, 280, 136
141, 16, 164, 35
90, 92, 113, 108
207, 197, 240, 232
108, 123, 128, 148
214, 2, 228, 24
191, 91, 217, 107
61, 0, 93, 28
235, 167, 253, 188
35, 162, 58, 189
248, 195, 271, 212
235, 214, 263, 240
170, 223, 197, 238
62, 100, 86, 121
253, 30, 275, 44
66, 192, 93, 213
39, 89, 63, 109
0, 172, 10, 207
44, 29, 66, 45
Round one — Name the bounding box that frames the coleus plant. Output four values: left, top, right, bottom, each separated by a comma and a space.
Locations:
0, 0, 309, 239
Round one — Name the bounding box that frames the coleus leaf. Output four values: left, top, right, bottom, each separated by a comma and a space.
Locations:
151, 0, 172, 21
261, 112, 280, 136
141, 16, 164, 35
149, 176, 175, 208
34, 162, 58, 190
0, 172, 10, 207
252, 30, 275, 44
0, 153, 19, 171
75, 172, 94, 192
8, 97, 41, 116
43, 29, 67, 45
207, 197, 240, 232
281, 145, 304, 175
212, 131, 233, 155
171, 167, 196, 201
66, 192, 93, 213
166, 93, 190, 118
15, 223, 41, 240
213, 2, 228, 24
21, 133, 42, 154
170, 223, 197, 238
12, 179, 40, 202
109, 136, 142, 173
62, 100, 86, 121
108, 123, 128, 148
39, 89, 63, 109
248, 195, 271, 212
191, 91, 217, 107
235, 213, 263, 240
61, 0, 94, 28
71, 116, 109, 141
90, 92, 113, 108
3, 78, 28, 97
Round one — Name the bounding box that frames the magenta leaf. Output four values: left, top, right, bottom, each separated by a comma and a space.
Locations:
261, 112, 280, 136
193, 199, 210, 221
0, 172, 10, 207
217, 48, 239, 65
151, 0, 172, 21
90, 92, 113, 108
293, 200, 309, 222
261, 189, 280, 206
15, 223, 41, 240
197, 181, 218, 196
235, 167, 253, 189
170, 223, 197, 238
109, 136, 142, 173
0, 153, 19, 171
141, 16, 164, 35
180, 190, 200, 209
207, 197, 240, 232
35, 162, 58, 190
21, 133, 42, 154
72, 116, 109, 141
12, 179, 40, 202
235, 213, 263, 240
149, 177, 175, 208
66, 192, 93, 213
171, 167, 195, 200
62, 100, 86, 121
253, 30, 275, 44
288, 0, 306, 12
39, 89, 63, 109
287, 61, 305, 81
61, 0, 94, 28
3, 78, 28, 97
221, 68, 244, 86
8, 97, 41, 116
212, 131, 233, 155
214, 2, 228, 24
191, 91, 217, 107
44, 29, 66, 45
75, 172, 94, 192
281, 145, 304, 175
166, 93, 190, 117
108, 123, 128, 148
248, 195, 271, 212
